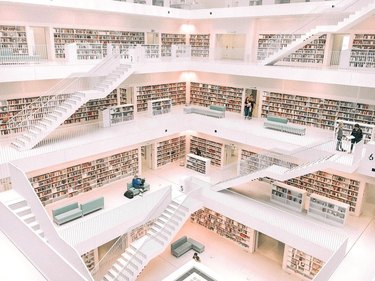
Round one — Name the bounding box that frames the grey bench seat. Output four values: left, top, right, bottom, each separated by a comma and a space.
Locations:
184, 106, 225, 118
52, 202, 83, 225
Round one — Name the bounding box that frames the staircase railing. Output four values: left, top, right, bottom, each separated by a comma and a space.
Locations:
91, 185, 172, 281
111, 186, 202, 281
212, 139, 335, 186
6, 49, 121, 134
259, 0, 375, 62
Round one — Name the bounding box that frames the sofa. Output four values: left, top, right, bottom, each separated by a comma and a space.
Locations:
80, 197, 104, 216
171, 236, 205, 257
264, 115, 306, 135
184, 105, 225, 118
52, 202, 83, 225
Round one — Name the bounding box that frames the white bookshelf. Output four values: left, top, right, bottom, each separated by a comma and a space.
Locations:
261, 91, 375, 139
28, 148, 139, 205
257, 34, 301, 61
189, 34, 210, 58
308, 193, 349, 225
190, 136, 224, 167
81, 249, 98, 272
148, 98, 172, 116
190, 82, 243, 113
136, 82, 186, 112
185, 153, 211, 174
0, 25, 28, 57
282, 244, 324, 280
271, 181, 306, 212
191, 207, 256, 252
286, 170, 364, 216
350, 34, 375, 68
156, 136, 186, 168
101, 104, 134, 127
53, 27, 145, 59
161, 33, 186, 57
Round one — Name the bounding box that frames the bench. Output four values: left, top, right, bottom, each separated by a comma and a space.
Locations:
171, 236, 205, 257
264, 115, 306, 136
183, 106, 225, 118
80, 197, 104, 216
52, 202, 83, 225
208, 105, 226, 117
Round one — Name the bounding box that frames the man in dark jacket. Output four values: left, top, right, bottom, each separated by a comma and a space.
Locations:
349, 124, 363, 154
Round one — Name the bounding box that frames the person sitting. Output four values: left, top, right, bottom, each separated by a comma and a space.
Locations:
132, 175, 145, 189
192, 252, 200, 262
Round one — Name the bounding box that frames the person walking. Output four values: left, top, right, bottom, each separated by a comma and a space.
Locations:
335, 122, 344, 151
244, 96, 252, 120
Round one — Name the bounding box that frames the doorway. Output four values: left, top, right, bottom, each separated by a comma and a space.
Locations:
146, 32, 159, 45
256, 232, 285, 265
362, 183, 375, 216
141, 144, 153, 172
224, 143, 238, 166
30, 26, 48, 59
330, 34, 350, 67
215, 34, 246, 60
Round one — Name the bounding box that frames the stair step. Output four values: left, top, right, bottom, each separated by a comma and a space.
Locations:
148, 227, 168, 241
157, 217, 177, 229
14, 205, 31, 216
21, 213, 36, 223
122, 252, 142, 265
7, 197, 27, 210
28, 220, 41, 231
152, 222, 173, 235
160, 212, 181, 224
146, 233, 165, 245
35, 228, 44, 237
117, 257, 138, 270
128, 246, 147, 259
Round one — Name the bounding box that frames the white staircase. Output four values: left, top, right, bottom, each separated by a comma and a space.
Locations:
102, 200, 191, 281
10, 60, 133, 151
212, 154, 334, 192
261, 0, 375, 65
3, 190, 45, 240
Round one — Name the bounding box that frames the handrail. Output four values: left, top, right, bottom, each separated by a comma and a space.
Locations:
260, 0, 374, 62
214, 139, 334, 186
91, 185, 172, 280
6, 49, 121, 133
112, 185, 202, 281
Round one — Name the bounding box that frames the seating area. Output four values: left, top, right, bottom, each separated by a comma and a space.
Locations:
171, 235, 205, 257
183, 105, 226, 118
264, 115, 306, 135
52, 197, 104, 225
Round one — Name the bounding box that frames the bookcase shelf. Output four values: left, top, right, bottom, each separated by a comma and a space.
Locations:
285, 170, 363, 216
239, 148, 297, 176
282, 244, 324, 280
128, 220, 155, 244
191, 207, 256, 251
101, 104, 134, 127
282, 35, 327, 64
0, 25, 28, 55
148, 98, 172, 116
190, 82, 244, 113
308, 193, 349, 225
28, 148, 139, 205
261, 91, 375, 142
136, 82, 186, 112
53, 27, 145, 59
271, 181, 307, 212
185, 153, 211, 174
189, 34, 210, 58
81, 249, 98, 272
350, 34, 375, 68
161, 33, 186, 57
156, 136, 186, 168
190, 136, 224, 167
257, 34, 301, 61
